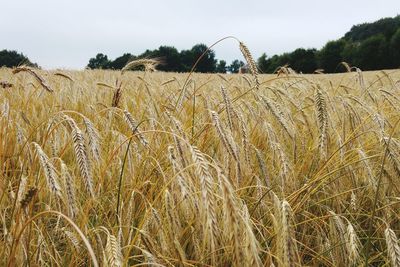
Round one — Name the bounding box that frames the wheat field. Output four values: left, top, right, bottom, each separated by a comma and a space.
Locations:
1, 64, 400, 266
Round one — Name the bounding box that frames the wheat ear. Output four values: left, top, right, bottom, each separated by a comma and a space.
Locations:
189, 145, 218, 263
12, 66, 53, 92
61, 163, 77, 219
33, 142, 62, 197
210, 111, 239, 162
105, 230, 123, 267
281, 200, 300, 267
315, 87, 328, 157
20, 187, 38, 209
122, 58, 161, 73
220, 85, 234, 132
385, 227, 400, 267
83, 117, 101, 162
345, 222, 360, 265
64, 116, 95, 197
239, 41, 260, 89
218, 169, 242, 266
123, 110, 149, 147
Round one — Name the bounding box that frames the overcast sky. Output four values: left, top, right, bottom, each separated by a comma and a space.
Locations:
1, 0, 399, 69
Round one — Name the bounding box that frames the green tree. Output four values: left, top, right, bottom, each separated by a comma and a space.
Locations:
257, 53, 269, 73
189, 44, 217, 73
138, 49, 157, 59
265, 53, 291, 73
341, 42, 357, 67
179, 49, 192, 72
344, 15, 400, 42
228, 59, 244, 73
155, 46, 182, 72
390, 28, 400, 68
179, 44, 217, 73
318, 39, 347, 73
109, 53, 135, 69
288, 48, 317, 73
0, 50, 37, 68
216, 60, 227, 73
87, 53, 111, 69
137, 46, 183, 72
355, 34, 389, 70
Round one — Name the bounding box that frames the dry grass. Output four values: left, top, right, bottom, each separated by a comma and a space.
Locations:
1, 65, 400, 266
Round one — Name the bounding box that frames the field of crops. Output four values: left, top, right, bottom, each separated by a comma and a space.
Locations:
1, 66, 400, 266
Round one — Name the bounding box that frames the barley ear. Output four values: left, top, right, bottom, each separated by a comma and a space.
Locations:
315, 87, 328, 157
105, 230, 123, 267
385, 227, 400, 267
33, 142, 62, 197
239, 41, 260, 89
64, 116, 95, 197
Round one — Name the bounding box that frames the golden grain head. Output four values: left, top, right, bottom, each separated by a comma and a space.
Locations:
1, 65, 399, 266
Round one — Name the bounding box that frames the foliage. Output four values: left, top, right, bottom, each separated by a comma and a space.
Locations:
0, 50, 38, 68
228, 59, 244, 73
354, 34, 390, 70
87, 44, 217, 73
390, 28, 400, 68
188, 43, 217, 73
87, 53, 111, 69
108, 53, 135, 70
258, 15, 400, 73
317, 40, 347, 73
216, 60, 227, 73
344, 15, 400, 42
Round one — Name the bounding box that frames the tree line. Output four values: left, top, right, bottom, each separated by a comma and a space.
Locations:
87, 44, 229, 73
258, 15, 400, 73
1, 15, 399, 73
0, 50, 38, 68
86, 15, 400, 73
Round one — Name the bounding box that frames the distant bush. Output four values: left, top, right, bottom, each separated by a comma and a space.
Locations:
0, 50, 38, 68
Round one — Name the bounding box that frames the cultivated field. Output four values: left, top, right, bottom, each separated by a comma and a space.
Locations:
1, 66, 400, 266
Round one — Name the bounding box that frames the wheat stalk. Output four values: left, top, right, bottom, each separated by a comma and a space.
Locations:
62, 228, 81, 249
61, 163, 77, 218
261, 96, 293, 139
220, 86, 234, 132
20, 187, 38, 209
122, 58, 161, 73
167, 112, 188, 167
328, 211, 347, 265
385, 227, 400, 267
16, 175, 27, 206
235, 110, 250, 165
12, 66, 53, 92
105, 230, 123, 267
239, 41, 260, 89
123, 110, 149, 147
315, 87, 328, 157
210, 111, 239, 162
54, 72, 74, 82
280, 200, 299, 267
242, 204, 262, 267
64, 116, 95, 197
168, 146, 188, 199
217, 169, 242, 266
111, 80, 123, 108
33, 142, 62, 197
83, 117, 101, 162
345, 222, 360, 265
253, 146, 270, 188
189, 145, 218, 263
1, 99, 9, 118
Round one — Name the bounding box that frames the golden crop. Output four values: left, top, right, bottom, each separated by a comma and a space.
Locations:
0, 66, 400, 266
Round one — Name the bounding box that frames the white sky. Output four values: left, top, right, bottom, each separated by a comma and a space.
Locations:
1, 0, 399, 69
